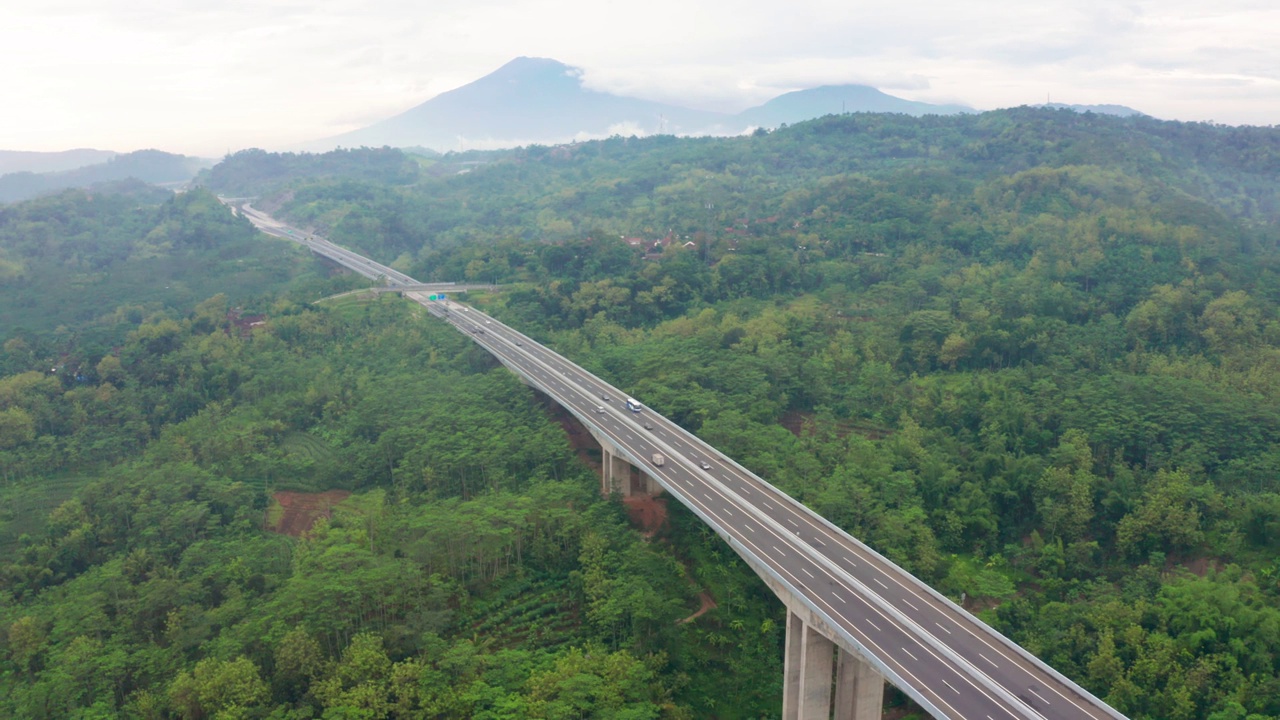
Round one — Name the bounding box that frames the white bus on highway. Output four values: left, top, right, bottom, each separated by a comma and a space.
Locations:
625, 398, 642, 412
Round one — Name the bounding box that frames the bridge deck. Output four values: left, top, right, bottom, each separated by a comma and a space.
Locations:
238, 204, 1126, 720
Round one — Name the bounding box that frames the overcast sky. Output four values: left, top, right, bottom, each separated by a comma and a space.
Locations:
3, 0, 1277, 156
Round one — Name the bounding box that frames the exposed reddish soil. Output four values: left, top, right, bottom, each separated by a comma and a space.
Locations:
1179, 556, 1220, 577
540, 392, 707, 623
541, 392, 671, 536
623, 494, 669, 536
268, 490, 351, 536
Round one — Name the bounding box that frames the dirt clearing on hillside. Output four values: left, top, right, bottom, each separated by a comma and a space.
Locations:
623, 494, 669, 535
267, 490, 351, 536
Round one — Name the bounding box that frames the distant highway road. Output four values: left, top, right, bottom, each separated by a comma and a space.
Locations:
237, 203, 417, 285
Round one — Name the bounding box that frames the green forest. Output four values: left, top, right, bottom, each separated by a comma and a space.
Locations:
5, 107, 1280, 718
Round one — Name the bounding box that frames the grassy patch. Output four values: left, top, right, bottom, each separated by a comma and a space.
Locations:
280, 431, 337, 463
0, 473, 95, 552
263, 496, 285, 530
465, 574, 581, 651
314, 290, 395, 321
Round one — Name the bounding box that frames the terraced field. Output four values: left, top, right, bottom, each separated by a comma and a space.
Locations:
0, 473, 94, 552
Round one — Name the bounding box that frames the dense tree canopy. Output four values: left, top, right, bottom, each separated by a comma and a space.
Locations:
5, 108, 1280, 718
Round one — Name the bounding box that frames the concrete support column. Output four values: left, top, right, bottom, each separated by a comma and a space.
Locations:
799, 621, 835, 719
600, 447, 635, 497
611, 453, 632, 496
783, 610, 836, 720
834, 647, 884, 720
783, 611, 803, 719
601, 448, 612, 496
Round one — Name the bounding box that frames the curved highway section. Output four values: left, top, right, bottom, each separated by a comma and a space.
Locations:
239, 204, 1126, 720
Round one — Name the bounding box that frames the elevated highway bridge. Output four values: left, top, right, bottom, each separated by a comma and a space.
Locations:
239, 204, 1126, 720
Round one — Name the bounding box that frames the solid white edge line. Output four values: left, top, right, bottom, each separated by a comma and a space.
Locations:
314, 238, 1041, 720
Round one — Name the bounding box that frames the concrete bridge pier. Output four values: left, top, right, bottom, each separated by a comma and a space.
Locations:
588, 426, 649, 498
783, 609, 883, 720
601, 446, 635, 496
835, 646, 885, 720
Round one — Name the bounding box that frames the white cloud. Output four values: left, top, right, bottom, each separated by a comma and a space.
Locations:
0, 0, 1276, 155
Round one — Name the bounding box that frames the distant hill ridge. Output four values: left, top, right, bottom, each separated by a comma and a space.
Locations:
0, 148, 116, 175
1039, 102, 1146, 118
0, 150, 212, 204
737, 85, 975, 128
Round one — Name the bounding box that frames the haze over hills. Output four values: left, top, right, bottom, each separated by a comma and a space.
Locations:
1040, 102, 1145, 117
736, 85, 974, 128
3, 59, 1152, 159
0, 148, 117, 175
0, 149, 212, 204
302, 57, 987, 153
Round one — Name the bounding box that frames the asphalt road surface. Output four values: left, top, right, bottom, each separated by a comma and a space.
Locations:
236, 203, 1124, 720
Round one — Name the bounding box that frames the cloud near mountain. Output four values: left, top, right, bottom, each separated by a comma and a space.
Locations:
300, 57, 988, 152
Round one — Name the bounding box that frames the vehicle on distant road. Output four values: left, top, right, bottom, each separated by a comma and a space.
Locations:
651, 453, 665, 466
700, 461, 712, 470
625, 398, 642, 412
601, 393, 610, 401
643, 421, 653, 430
595, 405, 606, 413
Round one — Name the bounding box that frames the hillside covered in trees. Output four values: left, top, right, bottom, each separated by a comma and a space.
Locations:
4, 108, 1280, 718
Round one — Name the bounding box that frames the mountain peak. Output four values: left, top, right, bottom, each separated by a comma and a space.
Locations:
310, 56, 722, 151
491, 56, 577, 77
465, 57, 584, 95
303, 58, 975, 152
